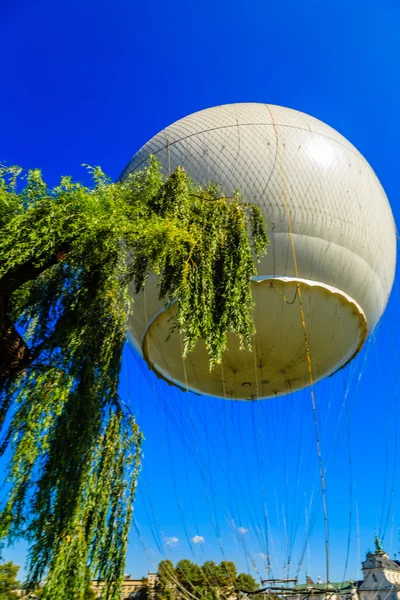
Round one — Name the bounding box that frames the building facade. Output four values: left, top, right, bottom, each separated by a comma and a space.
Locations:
93, 572, 157, 599
358, 542, 400, 600
289, 540, 400, 600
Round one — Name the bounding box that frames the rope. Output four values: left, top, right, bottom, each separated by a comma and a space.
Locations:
341, 377, 353, 583
380, 306, 398, 542
265, 103, 329, 582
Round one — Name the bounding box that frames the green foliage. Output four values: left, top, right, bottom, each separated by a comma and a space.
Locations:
155, 558, 258, 599
176, 560, 203, 591
235, 573, 259, 592
0, 561, 20, 600
134, 577, 150, 600
129, 166, 268, 364
20, 582, 95, 599
83, 584, 97, 600
0, 158, 268, 599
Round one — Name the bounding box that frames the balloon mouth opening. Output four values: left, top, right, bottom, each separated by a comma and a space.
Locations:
135, 277, 367, 401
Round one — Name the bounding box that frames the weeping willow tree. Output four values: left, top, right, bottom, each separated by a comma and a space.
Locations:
0, 158, 268, 599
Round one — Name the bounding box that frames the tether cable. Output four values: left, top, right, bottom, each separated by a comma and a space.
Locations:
265, 103, 330, 583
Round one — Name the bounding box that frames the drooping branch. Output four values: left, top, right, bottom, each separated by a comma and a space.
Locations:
0, 158, 268, 599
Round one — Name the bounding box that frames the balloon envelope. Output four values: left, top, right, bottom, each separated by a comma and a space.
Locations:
122, 103, 396, 400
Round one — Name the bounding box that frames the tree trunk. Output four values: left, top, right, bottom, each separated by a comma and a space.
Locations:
0, 251, 67, 386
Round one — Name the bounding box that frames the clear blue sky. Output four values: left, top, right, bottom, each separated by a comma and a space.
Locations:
2, 0, 400, 585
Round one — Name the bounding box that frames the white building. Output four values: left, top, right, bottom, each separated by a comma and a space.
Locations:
287, 539, 400, 600
358, 542, 400, 600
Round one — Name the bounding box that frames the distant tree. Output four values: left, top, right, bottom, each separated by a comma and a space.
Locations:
201, 561, 221, 600
235, 573, 259, 592
202, 561, 220, 594
133, 577, 150, 600
202, 561, 219, 582
155, 560, 176, 600
83, 585, 96, 600
217, 561, 237, 595
176, 559, 203, 593
0, 561, 20, 600
153, 558, 258, 600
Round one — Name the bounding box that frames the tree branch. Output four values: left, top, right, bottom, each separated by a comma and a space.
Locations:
0, 249, 68, 385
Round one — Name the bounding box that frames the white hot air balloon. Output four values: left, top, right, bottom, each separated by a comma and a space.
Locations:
122, 103, 396, 400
